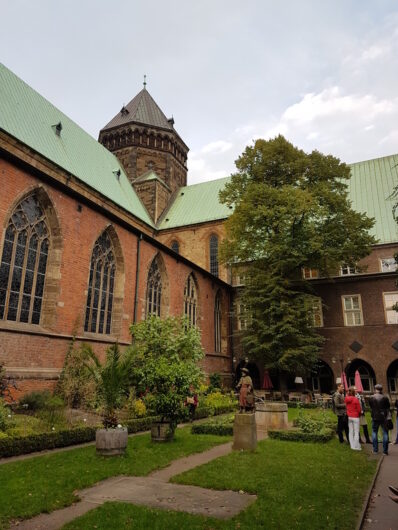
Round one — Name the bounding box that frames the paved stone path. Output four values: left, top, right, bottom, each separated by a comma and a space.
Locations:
10, 440, 259, 529
362, 434, 398, 530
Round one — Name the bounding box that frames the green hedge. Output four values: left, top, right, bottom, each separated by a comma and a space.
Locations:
0, 406, 236, 458
191, 423, 233, 436
285, 402, 318, 409
0, 416, 161, 458
268, 428, 334, 443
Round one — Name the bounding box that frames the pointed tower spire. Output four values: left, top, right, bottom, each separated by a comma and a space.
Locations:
143, 74, 147, 89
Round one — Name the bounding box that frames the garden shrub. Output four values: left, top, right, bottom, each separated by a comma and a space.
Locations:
0, 399, 9, 431
192, 414, 234, 436
19, 390, 53, 411
286, 401, 318, 409
268, 428, 334, 443
192, 422, 233, 436
125, 391, 147, 419
208, 372, 222, 392
201, 390, 235, 414
0, 363, 17, 400
57, 342, 98, 409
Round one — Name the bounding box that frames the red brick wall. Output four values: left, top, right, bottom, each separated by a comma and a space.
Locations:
314, 275, 398, 389
0, 157, 231, 396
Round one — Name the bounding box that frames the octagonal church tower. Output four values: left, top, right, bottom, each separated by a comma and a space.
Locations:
99, 81, 188, 222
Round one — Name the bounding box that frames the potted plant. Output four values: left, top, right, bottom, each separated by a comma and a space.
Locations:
86, 343, 131, 455
129, 316, 204, 442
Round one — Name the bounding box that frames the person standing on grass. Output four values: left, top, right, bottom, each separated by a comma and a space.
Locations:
345, 386, 362, 450
332, 383, 349, 443
369, 383, 390, 455
355, 388, 371, 444
393, 397, 398, 445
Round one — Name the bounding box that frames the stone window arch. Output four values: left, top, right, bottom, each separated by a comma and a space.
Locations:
0, 188, 61, 328
145, 253, 169, 318
214, 290, 221, 352
84, 227, 124, 336
209, 234, 219, 277
184, 273, 198, 327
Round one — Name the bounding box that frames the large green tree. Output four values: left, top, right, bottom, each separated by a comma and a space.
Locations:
220, 136, 376, 373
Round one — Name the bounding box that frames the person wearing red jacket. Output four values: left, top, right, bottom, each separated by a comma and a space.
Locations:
345, 386, 362, 451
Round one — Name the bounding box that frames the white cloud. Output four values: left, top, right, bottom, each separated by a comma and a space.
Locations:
201, 140, 233, 154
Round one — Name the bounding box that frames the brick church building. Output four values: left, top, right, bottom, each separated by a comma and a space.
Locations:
0, 63, 397, 399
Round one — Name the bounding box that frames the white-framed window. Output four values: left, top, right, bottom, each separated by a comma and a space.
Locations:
236, 302, 247, 331
380, 257, 397, 273
312, 297, 323, 327
342, 294, 363, 326
383, 292, 398, 324
340, 264, 358, 276
302, 267, 319, 279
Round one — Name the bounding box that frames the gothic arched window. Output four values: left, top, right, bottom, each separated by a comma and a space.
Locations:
146, 259, 162, 317
0, 195, 50, 324
171, 240, 179, 254
84, 231, 116, 334
209, 234, 219, 277
184, 273, 197, 327
214, 291, 221, 353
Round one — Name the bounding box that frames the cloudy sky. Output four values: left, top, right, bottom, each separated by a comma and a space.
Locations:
2, 1, 398, 184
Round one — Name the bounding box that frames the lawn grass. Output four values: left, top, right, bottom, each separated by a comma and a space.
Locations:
64, 438, 377, 530
0, 428, 230, 528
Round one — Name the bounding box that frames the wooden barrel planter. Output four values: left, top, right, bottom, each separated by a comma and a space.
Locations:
96, 427, 128, 456
151, 421, 174, 442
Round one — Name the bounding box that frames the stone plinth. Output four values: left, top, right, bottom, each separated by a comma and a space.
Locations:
255, 402, 288, 433
232, 413, 257, 451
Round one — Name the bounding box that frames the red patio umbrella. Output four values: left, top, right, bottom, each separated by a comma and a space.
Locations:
354, 370, 364, 393
341, 372, 348, 391
262, 370, 273, 390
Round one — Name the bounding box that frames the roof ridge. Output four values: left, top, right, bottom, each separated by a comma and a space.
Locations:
349, 152, 398, 166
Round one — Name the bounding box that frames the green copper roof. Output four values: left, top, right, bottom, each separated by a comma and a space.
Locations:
157, 177, 232, 229
158, 156, 398, 244
348, 154, 398, 244
0, 63, 154, 227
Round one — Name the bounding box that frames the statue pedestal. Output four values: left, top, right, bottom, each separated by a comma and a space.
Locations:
255, 402, 288, 434
232, 413, 257, 451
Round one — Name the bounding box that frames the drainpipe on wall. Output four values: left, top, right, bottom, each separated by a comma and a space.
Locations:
228, 289, 235, 386
133, 233, 142, 326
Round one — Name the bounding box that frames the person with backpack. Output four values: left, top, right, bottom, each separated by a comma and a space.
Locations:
332, 383, 349, 443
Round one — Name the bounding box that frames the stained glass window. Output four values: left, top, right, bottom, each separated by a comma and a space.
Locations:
214, 291, 221, 352
184, 273, 197, 327
84, 231, 115, 334
0, 195, 49, 324
146, 259, 162, 317
209, 235, 218, 277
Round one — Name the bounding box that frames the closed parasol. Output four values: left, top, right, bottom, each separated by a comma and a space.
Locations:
262, 370, 273, 390
354, 370, 364, 393
341, 372, 348, 391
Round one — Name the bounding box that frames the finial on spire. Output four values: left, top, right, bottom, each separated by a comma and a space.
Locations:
143, 74, 147, 89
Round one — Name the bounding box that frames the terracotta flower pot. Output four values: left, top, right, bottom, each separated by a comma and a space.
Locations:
96, 427, 128, 456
